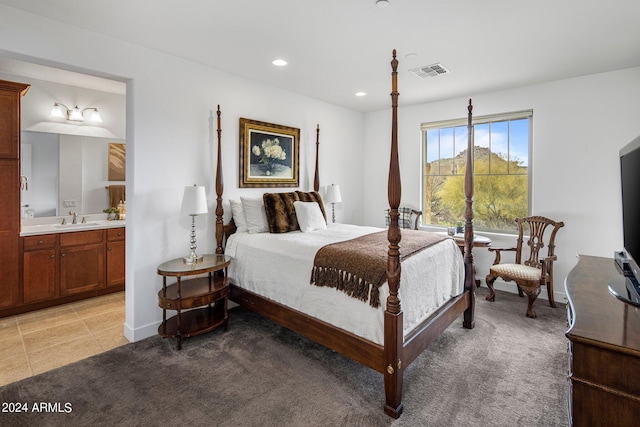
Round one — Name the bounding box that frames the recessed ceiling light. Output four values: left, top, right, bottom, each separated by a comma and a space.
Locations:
405, 53, 417, 60
376, 0, 390, 8
272, 59, 288, 67
355, 92, 367, 97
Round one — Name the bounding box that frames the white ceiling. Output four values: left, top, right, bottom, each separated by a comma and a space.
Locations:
1, 0, 639, 112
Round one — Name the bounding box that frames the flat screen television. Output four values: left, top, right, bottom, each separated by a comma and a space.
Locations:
609, 135, 640, 305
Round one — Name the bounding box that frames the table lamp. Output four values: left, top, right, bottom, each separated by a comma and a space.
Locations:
324, 184, 342, 223
181, 184, 208, 264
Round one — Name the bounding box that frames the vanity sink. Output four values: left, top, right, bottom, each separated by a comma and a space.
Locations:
21, 219, 126, 236
54, 222, 99, 229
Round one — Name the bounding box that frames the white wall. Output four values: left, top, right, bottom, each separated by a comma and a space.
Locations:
0, 5, 364, 341
364, 67, 640, 302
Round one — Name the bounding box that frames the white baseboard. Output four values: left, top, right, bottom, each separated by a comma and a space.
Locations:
123, 320, 160, 343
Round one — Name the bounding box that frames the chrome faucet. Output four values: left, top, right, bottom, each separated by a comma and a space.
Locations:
69, 211, 77, 224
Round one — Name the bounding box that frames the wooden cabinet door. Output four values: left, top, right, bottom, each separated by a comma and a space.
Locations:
23, 249, 57, 303
0, 81, 27, 159
0, 160, 20, 308
60, 243, 104, 295
106, 239, 125, 288
0, 227, 19, 308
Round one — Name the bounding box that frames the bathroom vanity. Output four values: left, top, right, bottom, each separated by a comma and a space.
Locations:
1, 220, 126, 318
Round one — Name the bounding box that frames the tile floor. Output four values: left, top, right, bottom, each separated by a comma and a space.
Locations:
0, 292, 128, 387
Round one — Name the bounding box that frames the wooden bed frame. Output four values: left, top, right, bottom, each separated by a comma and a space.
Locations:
213, 50, 476, 418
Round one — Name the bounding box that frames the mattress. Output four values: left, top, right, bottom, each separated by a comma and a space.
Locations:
225, 223, 464, 345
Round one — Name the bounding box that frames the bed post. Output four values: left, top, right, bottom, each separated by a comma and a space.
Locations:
384, 49, 404, 419
314, 124, 320, 192
215, 105, 225, 255
463, 99, 476, 328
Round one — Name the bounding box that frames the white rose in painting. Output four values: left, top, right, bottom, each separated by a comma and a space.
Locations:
253, 137, 287, 174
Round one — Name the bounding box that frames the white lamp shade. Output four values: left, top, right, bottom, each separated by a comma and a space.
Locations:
325, 184, 342, 204
89, 109, 103, 123
68, 105, 84, 121
181, 185, 208, 215
50, 103, 65, 118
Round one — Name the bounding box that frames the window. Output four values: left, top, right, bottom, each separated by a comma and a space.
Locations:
422, 110, 531, 233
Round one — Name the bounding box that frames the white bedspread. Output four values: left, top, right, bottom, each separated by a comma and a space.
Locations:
225, 223, 463, 345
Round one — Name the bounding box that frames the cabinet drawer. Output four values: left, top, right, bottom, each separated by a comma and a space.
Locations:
60, 229, 104, 247
107, 227, 125, 241
23, 234, 57, 251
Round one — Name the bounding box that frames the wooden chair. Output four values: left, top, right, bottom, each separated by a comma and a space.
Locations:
385, 207, 422, 230
485, 216, 564, 318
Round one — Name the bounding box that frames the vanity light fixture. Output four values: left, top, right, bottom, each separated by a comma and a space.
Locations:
50, 102, 103, 123
181, 184, 208, 264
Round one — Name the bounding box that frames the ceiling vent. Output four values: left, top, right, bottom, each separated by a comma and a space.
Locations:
409, 63, 450, 78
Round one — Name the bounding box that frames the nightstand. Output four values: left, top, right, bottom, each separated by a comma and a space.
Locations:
157, 254, 230, 349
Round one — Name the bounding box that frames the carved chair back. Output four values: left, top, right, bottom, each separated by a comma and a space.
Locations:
514, 216, 564, 269
385, 207, 423, 230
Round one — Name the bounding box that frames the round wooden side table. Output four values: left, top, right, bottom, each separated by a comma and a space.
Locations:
157, 254, 230, 350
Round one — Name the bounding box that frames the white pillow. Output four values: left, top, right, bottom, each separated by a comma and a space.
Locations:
229, 200, 248, 233
294, 201, 327, 233
241, 196, 269, 233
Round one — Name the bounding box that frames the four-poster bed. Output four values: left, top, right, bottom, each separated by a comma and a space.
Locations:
213, 50, 476, 418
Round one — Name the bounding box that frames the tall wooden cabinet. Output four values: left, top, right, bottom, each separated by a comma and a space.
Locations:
0, 80, 30, 309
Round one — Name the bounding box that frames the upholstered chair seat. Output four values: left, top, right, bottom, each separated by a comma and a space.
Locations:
489, 264, 542, 282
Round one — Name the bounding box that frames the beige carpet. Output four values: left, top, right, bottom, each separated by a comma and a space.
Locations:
0, 287, 568, 426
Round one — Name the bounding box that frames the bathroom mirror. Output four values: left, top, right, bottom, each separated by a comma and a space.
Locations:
21, 130, 126, 218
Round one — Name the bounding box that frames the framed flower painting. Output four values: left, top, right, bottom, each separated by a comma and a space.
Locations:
239, 118, 299, 187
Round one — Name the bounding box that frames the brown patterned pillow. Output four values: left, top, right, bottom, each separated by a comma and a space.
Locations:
296, 191, 327, 221
263, 192, 300, 233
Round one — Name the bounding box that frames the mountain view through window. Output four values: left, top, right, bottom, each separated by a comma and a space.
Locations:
422, 112, 531, 232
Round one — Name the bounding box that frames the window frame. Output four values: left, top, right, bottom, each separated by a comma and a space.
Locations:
420, 109, 533, 234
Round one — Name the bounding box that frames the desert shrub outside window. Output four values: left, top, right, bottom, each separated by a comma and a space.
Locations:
422, 110, 531, 233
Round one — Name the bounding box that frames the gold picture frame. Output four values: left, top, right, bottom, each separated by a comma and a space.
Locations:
239, 118, 299, 188
108, 143, 126, 181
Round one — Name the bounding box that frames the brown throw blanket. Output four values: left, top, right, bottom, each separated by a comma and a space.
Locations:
310, 230, 449, 308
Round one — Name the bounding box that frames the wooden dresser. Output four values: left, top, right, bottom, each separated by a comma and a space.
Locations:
565, 255, 640, 426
